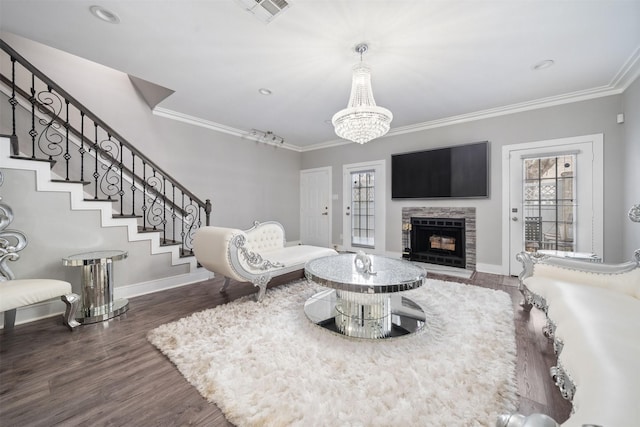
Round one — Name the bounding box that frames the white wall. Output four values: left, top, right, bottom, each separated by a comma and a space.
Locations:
302, 95, 628, 267
623, 77, 640, 257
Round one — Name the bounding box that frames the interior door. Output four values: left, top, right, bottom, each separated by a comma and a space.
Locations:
505, 136, 603, 275
300, 167, 331, 247
342, 160, 386, 254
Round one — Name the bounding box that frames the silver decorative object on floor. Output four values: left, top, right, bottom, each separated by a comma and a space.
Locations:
629, 204, 640, 222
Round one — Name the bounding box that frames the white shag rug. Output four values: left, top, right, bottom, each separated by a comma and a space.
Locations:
148, 279, 518, 427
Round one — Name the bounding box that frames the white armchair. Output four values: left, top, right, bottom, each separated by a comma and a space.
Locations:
0, 171, 79, 330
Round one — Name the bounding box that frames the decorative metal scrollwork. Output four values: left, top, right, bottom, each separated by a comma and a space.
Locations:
98, 137, 121, 199
1, 42, 211, 261
233, 234, 284, 270
36, 89, 64, 159
145, 175, 164, 229
629, 204, 640, 223
550, 363, 576, 401
0, 171, 28, 281
182, 202, 200, 252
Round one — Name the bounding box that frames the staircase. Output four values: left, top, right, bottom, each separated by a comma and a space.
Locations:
0, 39, 212, 322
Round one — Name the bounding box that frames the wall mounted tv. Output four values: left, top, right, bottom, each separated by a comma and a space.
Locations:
391, 141, 489, 199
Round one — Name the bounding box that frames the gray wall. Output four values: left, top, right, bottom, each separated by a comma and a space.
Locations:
302, 95, 628, 266
0, 32, 302, 236
623, 77, 640, 257
0, 168, 187, 291
2, 31, 636, 277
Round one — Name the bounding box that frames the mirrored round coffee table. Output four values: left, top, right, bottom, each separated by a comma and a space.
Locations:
304, 253, 427, 339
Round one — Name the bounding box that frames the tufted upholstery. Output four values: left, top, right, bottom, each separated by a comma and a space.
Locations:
243, 222, 285, 253
193, 221, 337, 301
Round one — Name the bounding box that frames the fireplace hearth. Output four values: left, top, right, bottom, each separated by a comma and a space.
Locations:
407, 217, 466, 268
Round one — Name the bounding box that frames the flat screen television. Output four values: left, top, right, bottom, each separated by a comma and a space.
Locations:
391, 141, 489, 199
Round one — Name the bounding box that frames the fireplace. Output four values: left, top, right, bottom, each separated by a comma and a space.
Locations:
407, 217, 466, 268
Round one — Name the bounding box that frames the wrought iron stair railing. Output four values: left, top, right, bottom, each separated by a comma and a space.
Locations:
0, 39, 211, 257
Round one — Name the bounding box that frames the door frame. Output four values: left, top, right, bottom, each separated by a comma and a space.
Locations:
300, 166, 332, 248
501, 134, 604, 275
342, 160, 386, 254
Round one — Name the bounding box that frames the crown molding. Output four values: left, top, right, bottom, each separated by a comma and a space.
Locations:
386, 84, 625, 138
609, 45, 640, 90
152, 107, 302, 152
153, 107, 244, 137
301, 77, 635, 152
154, 47, 640, 154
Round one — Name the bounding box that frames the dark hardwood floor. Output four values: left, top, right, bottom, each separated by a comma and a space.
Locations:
0, 271, 571, 426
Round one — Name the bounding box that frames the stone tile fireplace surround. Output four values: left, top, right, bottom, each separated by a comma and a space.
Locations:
401, 207, 476, 271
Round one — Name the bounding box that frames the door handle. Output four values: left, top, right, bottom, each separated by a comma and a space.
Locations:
321, 212, 328, 215
346, 213, 350, 216
512, 216, 518, 221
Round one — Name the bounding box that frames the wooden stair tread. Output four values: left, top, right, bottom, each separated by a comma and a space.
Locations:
51, 179, 91, 186
113, 214, 143, 219
180, 249, 195, 258
83, 198, 118, 203
137, 226, 162, 233
11, 155, 56, 166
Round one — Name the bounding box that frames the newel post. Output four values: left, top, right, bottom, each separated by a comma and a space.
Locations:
205, 199, 212, 226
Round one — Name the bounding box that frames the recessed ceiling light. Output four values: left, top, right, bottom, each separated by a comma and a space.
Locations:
258, 88, 272, 95
90, 5, 120, 24
532, 59, 555, 71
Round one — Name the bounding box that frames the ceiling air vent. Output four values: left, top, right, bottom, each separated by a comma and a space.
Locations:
236, 0, 290, 23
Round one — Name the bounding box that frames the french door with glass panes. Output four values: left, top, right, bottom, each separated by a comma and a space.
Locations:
504, 134, 603, 275
523, 154, 577, 253
343, 160, 385, 254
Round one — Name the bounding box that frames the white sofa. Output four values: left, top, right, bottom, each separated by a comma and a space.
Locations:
193, 221, 337, 301
506, 249, 640, 427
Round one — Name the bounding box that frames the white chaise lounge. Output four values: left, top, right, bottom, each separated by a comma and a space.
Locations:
193, 221, 337, 301
498, 249, 640, 427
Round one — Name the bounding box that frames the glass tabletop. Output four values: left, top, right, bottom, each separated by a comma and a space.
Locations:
62, 250, 128, 266
304, 253, 426, 294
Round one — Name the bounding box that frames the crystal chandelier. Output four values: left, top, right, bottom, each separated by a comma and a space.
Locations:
332, 43, 393, 144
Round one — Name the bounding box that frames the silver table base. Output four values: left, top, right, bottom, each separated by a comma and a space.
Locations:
62, 250, 129, 325
77, 298, 129, 324
304, 289, 426, 339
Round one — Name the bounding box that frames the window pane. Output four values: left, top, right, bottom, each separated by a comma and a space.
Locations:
522, 154, 576, 252
351, 170, 375, 248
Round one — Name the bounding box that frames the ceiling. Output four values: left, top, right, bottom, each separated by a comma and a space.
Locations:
1, 0, 639, 150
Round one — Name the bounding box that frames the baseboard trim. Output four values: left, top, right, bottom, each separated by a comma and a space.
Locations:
114, 269, 214, 299
1, 269, 214, 329
475, 263, 504, 275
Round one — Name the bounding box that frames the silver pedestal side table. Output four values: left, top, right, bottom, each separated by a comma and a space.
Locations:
62, 250, 129, 324
304, 253, 427, 339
